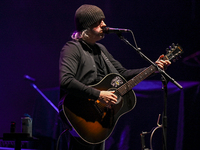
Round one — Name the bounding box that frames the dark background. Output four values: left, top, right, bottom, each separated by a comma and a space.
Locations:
0, 0, 200, 149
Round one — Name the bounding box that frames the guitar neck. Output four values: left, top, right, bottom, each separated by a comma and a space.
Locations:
117, 65, 157, 96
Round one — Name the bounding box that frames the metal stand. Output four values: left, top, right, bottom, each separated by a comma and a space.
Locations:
116, 32, 182, 150
161, 75, 168, 150
24, 75, 59, 113
3, 133, 37, 150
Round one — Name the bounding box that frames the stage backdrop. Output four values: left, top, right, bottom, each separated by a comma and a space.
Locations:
32, 80, 200, 150
0, 1, 200, 150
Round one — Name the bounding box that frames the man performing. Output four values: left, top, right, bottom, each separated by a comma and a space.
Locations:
58, 4, 171, 150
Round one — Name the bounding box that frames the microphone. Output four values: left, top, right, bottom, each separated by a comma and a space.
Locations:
24, 75, 36, 82
103, 27, 130, 34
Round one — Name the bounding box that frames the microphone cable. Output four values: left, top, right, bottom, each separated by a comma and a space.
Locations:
56, 129, 69, 150
129, 30, 141, 51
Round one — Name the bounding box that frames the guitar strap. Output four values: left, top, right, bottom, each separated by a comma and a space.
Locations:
100, 50, 119, 74
71, 40, 119, 74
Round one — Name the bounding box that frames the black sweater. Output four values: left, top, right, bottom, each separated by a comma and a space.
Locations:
59, 40, 145, 108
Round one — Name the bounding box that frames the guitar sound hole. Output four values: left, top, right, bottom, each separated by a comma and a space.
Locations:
115, 94, 122, 104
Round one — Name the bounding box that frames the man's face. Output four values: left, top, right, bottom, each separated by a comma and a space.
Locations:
90, 19, 106, 41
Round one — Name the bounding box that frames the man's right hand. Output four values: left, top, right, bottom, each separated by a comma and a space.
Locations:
98, 91, 118, 107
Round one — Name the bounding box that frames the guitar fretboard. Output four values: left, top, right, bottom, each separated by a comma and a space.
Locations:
117, 65, 157, 96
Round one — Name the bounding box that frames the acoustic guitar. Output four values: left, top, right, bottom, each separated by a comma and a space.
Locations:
62, 44, 183, 144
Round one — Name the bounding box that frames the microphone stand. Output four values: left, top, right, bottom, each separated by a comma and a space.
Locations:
117, 33, 182, 150
30, 83, 59, 113
24, 75, 59, 113
117, 33, 183, 89
161, 75, 168, 150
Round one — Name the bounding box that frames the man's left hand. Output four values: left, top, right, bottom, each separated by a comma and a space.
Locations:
155, 54, 171, 70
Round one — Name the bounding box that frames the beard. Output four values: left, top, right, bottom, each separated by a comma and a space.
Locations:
91, 29, 105, 40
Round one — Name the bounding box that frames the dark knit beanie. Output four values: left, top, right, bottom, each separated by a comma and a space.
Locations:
75, 4, 105, 31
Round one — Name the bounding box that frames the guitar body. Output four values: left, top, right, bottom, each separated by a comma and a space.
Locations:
62, 73, 137, 144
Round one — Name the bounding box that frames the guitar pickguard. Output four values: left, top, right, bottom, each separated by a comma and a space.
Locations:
111, 76, 124, 87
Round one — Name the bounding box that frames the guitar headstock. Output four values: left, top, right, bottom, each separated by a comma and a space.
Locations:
165, 43, 183, 62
